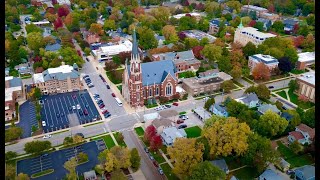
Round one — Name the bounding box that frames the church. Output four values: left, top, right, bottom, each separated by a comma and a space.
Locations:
122, 29, 178, 108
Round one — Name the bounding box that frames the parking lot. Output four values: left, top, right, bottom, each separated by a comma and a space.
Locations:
40, 90, 101, 133
17, 141, 104, 180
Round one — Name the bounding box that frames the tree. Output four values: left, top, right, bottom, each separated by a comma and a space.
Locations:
63, 136, 74, 145
25, 24, 43, 34
306, 14, 315, 26
278, 57, 293, 73
271, 20, 284, 33
110, 170, 127, 180
130, 148, 141, 169
201, 44, 222, 63
77, 152, 88, 162
24, 140, 52, 155
252, 62, 271, 81
6, 164, 16, 179
205, 2, 219, 14
54, 17, 64, 30
226, 100, 249, 117
221, 80, 234, 93
34, 87, 42, 100
73, 135, 84, 144
64, 157, 77, 180
217, 56, 232, 73
302, 3, 314, 16
184, 38, 199, 49
27, 32, 44, 54
105, 146, 132, 172
16, 173, 30, 180
275, 100, 283, 110
162, 25, 178, 44
89, 23, 103, 35
105, 61, 118, 71
242, 42, 256, 57
144, 125, 157, 142
258, 110, 288, 137
104, 19, 116, 31
254, 21, 264, 31
59, 47, 84, 67
285, 110, 301, 130
5, 127, 23, 143
289, 140, 303, 154
188, 161, 225, 180
256, 84, 270, 100
137, 26, 157, 50
203, 116, 251, 158
289, 80, 299, 92
230, 66, 242, 79
248, 20, 256, 27
112, 55, 121, 65
5, 151, 17, 161
178, 16, 197, 31
192, 46, 204, 59
58, 5, 70, 17
302, 107, 315, 128
200, 38, 209, 46
204, 98, 215, 111
150, 135, 163, 151
301, 34, 315, 52
168, 138, 204, 179
242, 133, 279, 173
197, 18, 209, 32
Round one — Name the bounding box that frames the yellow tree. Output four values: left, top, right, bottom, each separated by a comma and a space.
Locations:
203, 116, 251, 158
73, 135, 84, 144
162, 25, 178, 43
89, 23, 104, 36
167, 138, 204, 179
104, 146, 131, 172
64, 157, 77, 180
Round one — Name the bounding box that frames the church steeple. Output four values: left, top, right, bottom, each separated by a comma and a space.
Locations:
238, 19, 244, 29
132, 28, 139, 60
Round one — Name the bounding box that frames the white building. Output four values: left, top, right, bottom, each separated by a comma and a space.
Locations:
248, 54, 279, 74
91, 40, 132, 62
171, 13, 204, 21
234, 22, 276, 46
160, 127, 187, 146
296, 52, 315, 70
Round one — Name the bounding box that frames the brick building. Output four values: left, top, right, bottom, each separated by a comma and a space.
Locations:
5, 77, 24, 121
295, 72, 315, 103
85, 33, 101, 44
248, 54, 279, 74
296, 52, 315, 70
122, 29, 178, 108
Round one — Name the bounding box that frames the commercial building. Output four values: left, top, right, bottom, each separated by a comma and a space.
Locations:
295, 72, 315, 103
182, 71, 232, 96
296, 52, 315, 70
33, 64, 81, 95
160, 127, 187, 146
171, 13, 204, 21
234, 22, 277, 46
122, 30, 178, 108
91, 40, 132, 62
182, 30, 216, 43
241, 5, 268, 17
248, 54, 279, 74
5, 77, 24, 121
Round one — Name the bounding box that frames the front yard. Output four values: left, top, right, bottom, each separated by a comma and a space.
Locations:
160, 163, 179, 180
184, 126, 202, 138
287, 89, 314, 110
106, 69, 124, 84
276, 90, 288, 99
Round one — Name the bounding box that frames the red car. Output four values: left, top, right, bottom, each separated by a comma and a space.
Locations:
99, 104, 105, 109
102, 109, 108, 114
72, 94, 76, 99
172, 102, 179, 106
152, 160, 159, 168
111, 93, 116, 97
177, 119, 184, 124
83, 109, 88, 116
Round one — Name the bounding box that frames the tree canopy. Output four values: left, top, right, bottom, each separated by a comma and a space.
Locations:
257, 110, 288, 137
188, 161, 226, 180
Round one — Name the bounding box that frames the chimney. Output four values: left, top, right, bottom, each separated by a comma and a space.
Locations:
61, 61, 65, 65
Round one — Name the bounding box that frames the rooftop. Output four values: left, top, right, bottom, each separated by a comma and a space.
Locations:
298, 52, 315, 62
92, 40, 132, 56
289, 131, 304, 140
182, 30, 216, 43
259, 169, 283, 180
296, 71, 315, 86
160, 127, 186, 145
294, 165, 315, 180
258, 104, 280, 114
33, 65, 79, 83
236, 93, 259, 105
152, 118, 174, 129
194, 107, 212, 120
239, 27, 277, 38
152, 50, 195, 61
250, 54, 279, 64
242, 5, 268, 12
172, 13, 203, 19
296, 124, 315, 139
183, 72, 232, 88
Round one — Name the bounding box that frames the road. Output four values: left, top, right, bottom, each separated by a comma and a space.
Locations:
264, 77, 295, 91
123, 130, 165, 180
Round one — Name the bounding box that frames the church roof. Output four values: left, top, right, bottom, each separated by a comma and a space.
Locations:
128, 60, 177, 86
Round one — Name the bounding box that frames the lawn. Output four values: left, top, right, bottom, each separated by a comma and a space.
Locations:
106, 69, 124, 84
178, 71, 196, 79
150, 151, 166, 164
276, 141, 295, 159
231, 166, 259, 179
160, 163, 179, 180
117, 85, 122, 93
288, 89, 314, 109
290, 69, 307, 74
184, 126, 202, 138
91, 134, 116, 149
161, 146, 167, 154
114, 132, 127, 147
276, 90, 288, 100
134, 127, 144, 136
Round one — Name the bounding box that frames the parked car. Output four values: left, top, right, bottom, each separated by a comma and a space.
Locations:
144, 147, 149, 153
60, 113, 64, 117
56, 113, 60, 118
76, 104, 81, 109
101, 77, 106, 82
106, 84, 110, 89
149, 155, 154, 160
72, 106, 76, 110
83, 75, 89, 79
72, 94, 76, 99
152, 160, 159, 168
158, 168, 164, 175
99, 74, 103, 78
161, 105, 167, 109
85, 104, 89, 108
286, 170, 294, 175
42, 121, 46, 127
165, 104, 171, 108
268, 86, 274, 89
111, 93, 116, 97
282, 106, 287, 110
99, 104, 105, 109
178, 124, 187, 129
83, 109, 88, 116
177, 119, 184, 124
179, 115, 189, 120
104, 112, 111, 118
172, 102, 179, 106
102, 110, 109, 114
41, 154, 49, 157
43, 134, 52, 139
86, 57, 89, 62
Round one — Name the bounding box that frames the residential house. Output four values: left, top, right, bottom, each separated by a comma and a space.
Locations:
162, 2, 183, 10
294, 165, 315, 180
235, 93, 259, 108
296, 52, 315, 70
155, 34, 165, 47
209, 19, 230, 34
160, 127, 187, 146
152, 118, 174, 134
151, 50, 201, 73
193, 107, 212, 122
5, 76, 24, 121
258, 169, 283, 180
281, 112, 293, 121
209, 103, 228, 117
295, 72, 315, 102
288, 124, 315, 145
256, 18, 272, 31
14, 63, 33, 75
85, 33, 101, 44
283, 18, 299, 34
210, 159, 229, 174
83, 170, 97, 180
248, 54, 279, 74
257, 104, 281, 115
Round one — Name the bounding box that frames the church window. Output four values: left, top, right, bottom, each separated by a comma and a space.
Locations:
156, 87, 159, 95
166, 83, 172, 96
149, 88, 152, 97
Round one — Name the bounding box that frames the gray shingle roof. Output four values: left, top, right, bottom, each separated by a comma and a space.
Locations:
281, 112, 293, 121
155, 50, 195, 61
294, 165, 315, 180
128, 60, 177, 86
9, 77, 22, 87
42, 69, 80, 82
210, 159, 229, 173
258, 104, 280, 114
241, 93, 259, 105
213, 103, 228, 114
45, 43, 61, 51
259, 169, 283, 180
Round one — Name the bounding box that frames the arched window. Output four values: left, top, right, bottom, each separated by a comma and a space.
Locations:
166, 83, 172, 96
156, 87, 159, 95
149, 88, 152, 97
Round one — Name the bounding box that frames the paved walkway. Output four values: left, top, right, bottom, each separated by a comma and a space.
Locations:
284, 89, 291, 102
131, 169, 147, 180
159, 149, 173, 168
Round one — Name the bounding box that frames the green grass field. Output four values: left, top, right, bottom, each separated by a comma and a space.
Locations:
232, 166, 259, 179
151, 151, 166, 164
114, 132, 127, 147
288, 89, 314, 109
161, 163, 179, 180
91, 134, 116, 149
276, 90, 288, 100
184, 126, 202, 138
134, 127, 144, 136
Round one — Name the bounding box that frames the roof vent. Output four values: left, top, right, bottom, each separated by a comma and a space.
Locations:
306, 75, 312, 78
154, 73, 156, 76
147, 74, 149, 77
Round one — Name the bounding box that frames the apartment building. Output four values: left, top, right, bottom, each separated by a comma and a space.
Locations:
296, 52, 315, 70
33, 64, 81, 95
241, 5, 268, 17
295, 72, 315, 103
209, 19, 230, 34
234, 22, 276, 46
248, 54, 279, 74
91, 40, 132, 62
259, 12, 280, 22
5, 77, 24, 121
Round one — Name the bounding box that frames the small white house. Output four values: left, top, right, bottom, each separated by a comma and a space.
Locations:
235, 93, 259, 108
160, 127, 186, 146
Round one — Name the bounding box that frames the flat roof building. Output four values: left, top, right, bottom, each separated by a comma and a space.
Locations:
295, 72, 315, 102
92, 40, 132, 62
182, 30, 216, 43
234, 25, 277, 46
248, 54, 279, 74
296, 52, 315, 70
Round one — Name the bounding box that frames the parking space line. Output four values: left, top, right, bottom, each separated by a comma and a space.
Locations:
82, 94, 95, 117
79, 94, 93, 116
69, 94, 80, 120
44, 99, 54, 128
52, 98, 64, 125
49, 99, 60, 127
55, 98, 66, 125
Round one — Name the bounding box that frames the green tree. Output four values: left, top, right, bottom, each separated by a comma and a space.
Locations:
217, 56, 232, 73
184, 38, 199, 49
162, 25, 179, 44
271, 20, 284, 33
5, 151, 17, 161
24, 140, 52, 155
230, 66, 242, 79
112, 55, 121, 65
285, 110, 301, 130
137, 26, 158, 50
26, 32, 44, 55
64, 157, 77, 180
130, 148, 141, 169
256, 84, 270, 100
25, 24, 43, 34
197, 18, 209, 32
59, 47, 84, 67
178, 16, 197, 31
237, 110, 259, 130
289, 140, 303, 154
204, 98, 215, 111
226, 100, 249, 117
110, 170, 127, 180
5, 164, 16, 179
275, 100, 283, 110
196, 137, 211, 160
104, 19, 116, 31
63, 136, 73, 145
105, 146, 132, 172
188, 161, 226, 180
258, 110, 288, 137
201, 44, 222, 63
200, 37, 209, 46
289, 80, 299, 92
34, 87, 42, 100
302, 107, 315, 128
5, 127, 23, 143
242, 42, 256, 57
77, 152, 88, 162
16, 173, 30, 180
221, 80, 234, 93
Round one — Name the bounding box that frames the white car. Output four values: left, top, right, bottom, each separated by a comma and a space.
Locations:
76, 104, 81, 109
42, 121, 46, 127
43, 134, 52, 139
72, 106, 76, 110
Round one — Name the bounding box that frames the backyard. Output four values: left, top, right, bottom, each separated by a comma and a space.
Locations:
184, 126, 202, 138
231, 166, 260, 179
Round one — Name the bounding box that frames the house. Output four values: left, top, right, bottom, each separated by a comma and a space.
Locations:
162, 2, 183, 10
155, 34, 165, 47
85, 33, 101, 44
294, 165, 315, 180
209, 103, 228, 117
83, 170, 97, 180
248, 54, 279, 74
256, 18, 272, 31
198, 69, 219, 78
288, 123, 315, 145
283, 18, 299, 34
160, 127, 187, 146
193, 107, 212, 122
276, 158, 290, 172
5, 76, 24, 121
280, 112, 293, 121
152, 118, 174, 134
235, 93, 259, 108
257, 104, 280, 115
295, 72, 315, 103
258, 169, 283, 180
210, 159, 229, 174
209, 18, 230, 34
5, 67, 10, 77
296, 52, 315, 70
14, 63, 33, 75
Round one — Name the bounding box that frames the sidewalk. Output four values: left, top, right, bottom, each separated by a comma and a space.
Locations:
159, 149, 173, 168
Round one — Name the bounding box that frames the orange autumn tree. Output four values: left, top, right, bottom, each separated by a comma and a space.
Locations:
252, 62, 271, 81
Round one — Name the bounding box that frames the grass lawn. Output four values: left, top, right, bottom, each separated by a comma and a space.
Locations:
231, 166, 259, 179
161, 146, 167, 154
117, 85, 122, 93
161, 163, 179, 180
151, 151, 166, 164
114, 132, 127, 147
134, 127, 144, 136
146, 103, 158, 108
288, 89, 314, 109
276, 90, 288, 100
184, 126, 202, 138
276, 141, 296, 159
178, 71, 196, 79
290, 69, 307, 74
92, 134, 116, 149
106, 69, 124, 84
179, 111, 186, 115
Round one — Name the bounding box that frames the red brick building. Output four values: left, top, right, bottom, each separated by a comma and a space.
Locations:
85, 33, 101, 44
122, 30, 178, 108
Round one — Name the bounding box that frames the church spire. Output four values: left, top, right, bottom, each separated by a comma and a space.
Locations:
238, 19, 244, 29
132, 28, 139, 58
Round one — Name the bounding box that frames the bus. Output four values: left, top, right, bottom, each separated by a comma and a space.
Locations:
114, 97, 123, 106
